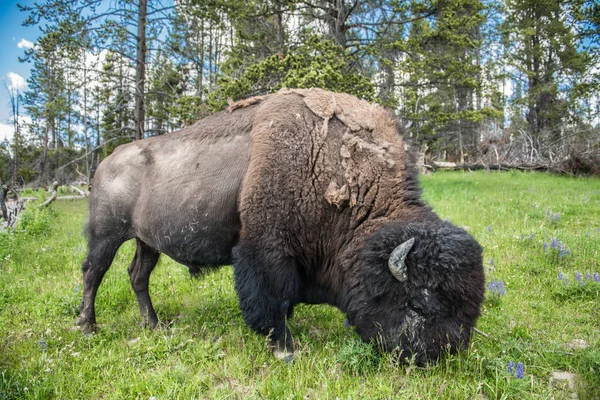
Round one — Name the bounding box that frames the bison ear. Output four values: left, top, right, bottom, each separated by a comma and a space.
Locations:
388, 238, 415, 282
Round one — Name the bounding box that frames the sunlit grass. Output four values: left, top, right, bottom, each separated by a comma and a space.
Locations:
1, 171, 599, 398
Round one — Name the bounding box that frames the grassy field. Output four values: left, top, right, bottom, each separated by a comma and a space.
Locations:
1, 170, 599, 399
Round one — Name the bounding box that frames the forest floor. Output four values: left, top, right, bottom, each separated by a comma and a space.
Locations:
0, 170, 599, 399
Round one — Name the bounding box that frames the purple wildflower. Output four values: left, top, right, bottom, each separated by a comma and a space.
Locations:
487, 226, 492, 233
498, 281, 506, 296
558, 272, 563, 280
39, 336, 48, 351
344, 318, 350, 328
521, 234, 525, 241
550, 238, 559, 248
488, 280, 506, 296
593, 273, 599, 283
515, 362, 524, 379
585, 273, 591, 280
575, 272, 582, 282
507, 361, 514, 373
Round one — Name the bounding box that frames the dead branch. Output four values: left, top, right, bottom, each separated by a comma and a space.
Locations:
70, 185, 88, 197
40, 181, 59, 208
430, 161, 553, 172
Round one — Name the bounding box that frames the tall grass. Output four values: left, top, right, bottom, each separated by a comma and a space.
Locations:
1, 171, 599, 399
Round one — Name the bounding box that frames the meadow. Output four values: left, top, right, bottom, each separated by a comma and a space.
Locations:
0, 170, 599, 399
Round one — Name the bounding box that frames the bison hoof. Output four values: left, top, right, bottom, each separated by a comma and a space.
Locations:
273, 348, 295, 363
141, 319, 159, 330
77, 321, 98, 335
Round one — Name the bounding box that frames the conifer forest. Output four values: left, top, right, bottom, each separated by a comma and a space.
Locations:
1, 0, 599, 186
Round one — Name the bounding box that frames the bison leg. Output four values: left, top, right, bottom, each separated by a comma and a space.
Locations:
233, 241, 300, 362
76, 236, 123, 333
128, 238, 161, 328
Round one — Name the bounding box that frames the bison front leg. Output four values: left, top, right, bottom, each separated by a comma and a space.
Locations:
128, 239, 161, 329
233, 241, 300, 362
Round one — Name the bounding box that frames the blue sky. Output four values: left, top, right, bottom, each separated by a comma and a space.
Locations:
0, 0, 39, 141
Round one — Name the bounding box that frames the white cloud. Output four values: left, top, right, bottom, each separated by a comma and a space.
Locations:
0, 123, 14, 143
17, 39, 34, 49
6, 72, 27, 91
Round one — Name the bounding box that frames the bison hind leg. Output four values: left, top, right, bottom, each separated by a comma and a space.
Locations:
77, 235, 125, 333
128, 238, 161, 329
233, 241, 300, 362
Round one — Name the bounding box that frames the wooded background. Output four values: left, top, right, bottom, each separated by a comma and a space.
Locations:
1, 0, 599, 186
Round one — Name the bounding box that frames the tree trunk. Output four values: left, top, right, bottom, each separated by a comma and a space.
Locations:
134, 0, 148, 141
274, 0, 284, 52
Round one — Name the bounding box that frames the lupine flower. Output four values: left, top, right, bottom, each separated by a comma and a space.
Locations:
593, 273, 599, 283
488, 280, 506, 296
39, 336, 48, 351
558, 272, 563, 280
558, 245, 571, 258
550, 238, 559, 248
575, 272, 582, 282
585, 273, 591, 280
546, 211, 560, 222
521, 234, 525, 241
487, 226, 492, 232
515, 362, 524, 379
507, 361, 515, 373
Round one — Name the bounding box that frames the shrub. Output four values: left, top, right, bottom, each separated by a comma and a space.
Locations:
17, 206, 53, 237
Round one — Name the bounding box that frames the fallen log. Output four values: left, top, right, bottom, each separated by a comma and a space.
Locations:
70, 185, 88, 197
40, 181, 59, 208
428, 161, 553, 172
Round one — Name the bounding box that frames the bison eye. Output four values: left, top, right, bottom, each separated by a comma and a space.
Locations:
408, 288, 437, 316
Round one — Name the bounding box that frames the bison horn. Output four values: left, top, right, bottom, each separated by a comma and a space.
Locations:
388, 238, 415, 282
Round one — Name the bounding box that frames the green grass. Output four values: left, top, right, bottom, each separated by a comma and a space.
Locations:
1, 171, 599, 399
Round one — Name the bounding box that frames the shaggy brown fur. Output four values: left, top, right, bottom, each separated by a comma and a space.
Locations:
232, 89, 484, 363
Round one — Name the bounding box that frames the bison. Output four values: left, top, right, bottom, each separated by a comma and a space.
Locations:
77, 89, 485, 365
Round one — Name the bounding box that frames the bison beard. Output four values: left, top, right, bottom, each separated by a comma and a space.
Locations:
78, 88, 485, 366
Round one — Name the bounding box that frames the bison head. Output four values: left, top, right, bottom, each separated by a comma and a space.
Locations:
349, 220, 485, 366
